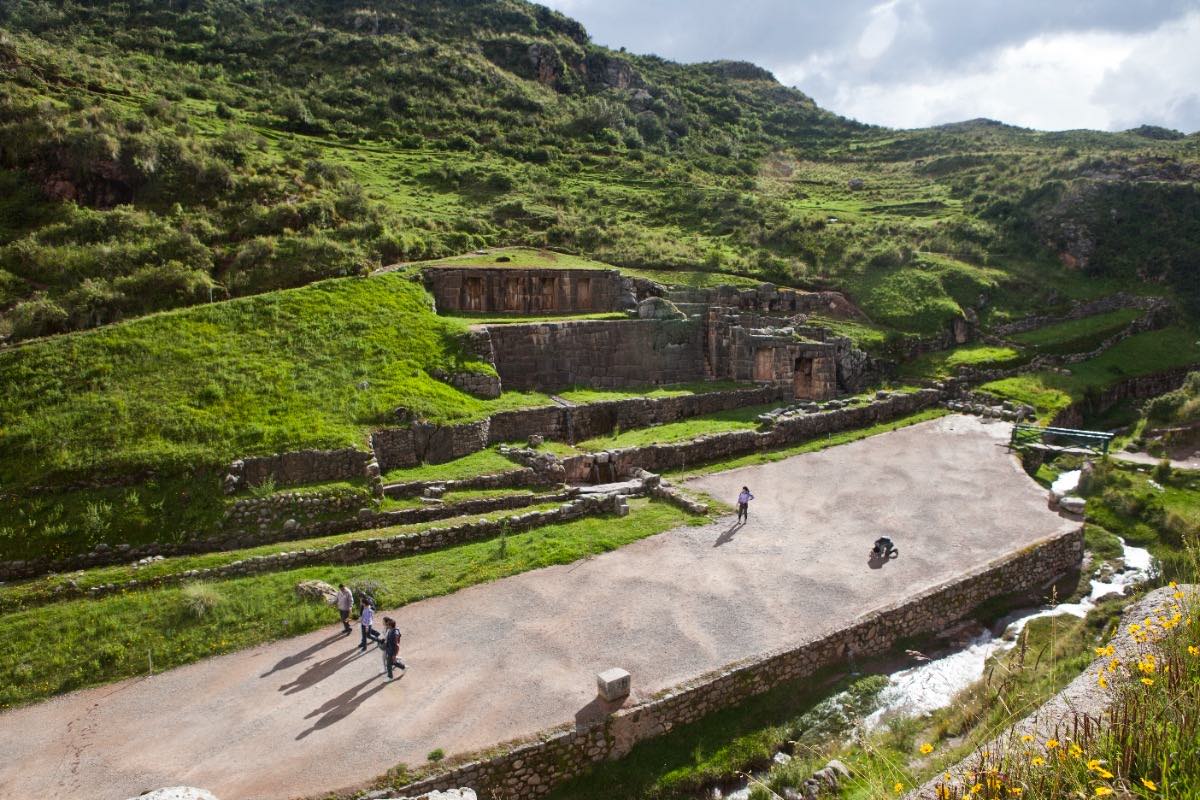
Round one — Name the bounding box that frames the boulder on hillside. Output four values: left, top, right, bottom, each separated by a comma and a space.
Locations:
126, 789, 219, 800
636, 296, 685, 320
294, 579, 337, 605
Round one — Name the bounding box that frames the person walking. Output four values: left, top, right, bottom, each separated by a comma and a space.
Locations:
335, 584, 354, 635
358, 599, 378, 651
736, 486, 754, 523
381, 617, 405, 680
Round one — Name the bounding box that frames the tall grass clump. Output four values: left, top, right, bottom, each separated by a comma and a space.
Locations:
180, 582, 224, 620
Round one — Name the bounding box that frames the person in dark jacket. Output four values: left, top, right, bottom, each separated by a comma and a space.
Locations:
381, 616, 405, 680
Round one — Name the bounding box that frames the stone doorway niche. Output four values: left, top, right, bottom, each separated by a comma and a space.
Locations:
577, 277, 592, 310
504, 277, 522, 311
753, 348, 775, 381
793, 355, 815, 399
530, 276, 557, 311
463, 276, 484, 311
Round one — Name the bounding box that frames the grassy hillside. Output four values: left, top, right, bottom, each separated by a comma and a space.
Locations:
0, 271, 539, 486
0, 0, 1197, 345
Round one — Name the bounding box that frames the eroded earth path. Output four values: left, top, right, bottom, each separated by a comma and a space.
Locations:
0, 415, 1075, 800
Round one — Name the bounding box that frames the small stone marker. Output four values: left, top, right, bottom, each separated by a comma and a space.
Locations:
596, 667, 631, 701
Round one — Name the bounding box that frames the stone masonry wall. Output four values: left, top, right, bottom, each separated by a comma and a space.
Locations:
371, 387, 785, 473
557, 389, 941, 482
393, 526, 1084, 800
423, 267, 630, 315
992, 293, 1168, 337
486, 319, 706, 391
231, 448, 372, 491
62, 493, 621, 604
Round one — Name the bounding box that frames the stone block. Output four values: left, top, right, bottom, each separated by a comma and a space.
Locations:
596, 668, 631, 701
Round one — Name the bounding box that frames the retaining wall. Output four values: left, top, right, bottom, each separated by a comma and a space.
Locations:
233, 448, 372, 490
67, 493, 622, 603
391, 525, 1084, 800
371, 386, 787, 473
1050, 367, 1195, 428
992, 293, 1168, 337
485, 319, 706, 391
556, 389, 941, 482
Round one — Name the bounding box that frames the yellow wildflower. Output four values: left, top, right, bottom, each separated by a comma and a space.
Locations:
920, 742, 934, 754
1188, 645, 1199, 657
1088, 760, 1103, 771
1170, 580, 1178, 588
894, 781, 905, 794
1097, 673, 1108, 689
937, 787, 952, 800
1069, 743, 1083, 758
1095, 788, 1114, 797
1009, 789, 1023, 797
1095, 767, 1115, 779
1174, 591, 1185, 600
1044, 739, 1060, 750
1021, 734, 1034, 743
1142, 677, 1155, 686
970, 784, 982, 795
1142, 777, 1158, 791
1031, 756, 1045, 767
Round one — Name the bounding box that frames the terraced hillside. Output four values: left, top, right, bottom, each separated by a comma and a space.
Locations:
1, 0, 1198, 345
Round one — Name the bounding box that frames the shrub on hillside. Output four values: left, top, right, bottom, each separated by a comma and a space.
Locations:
181, 582, 223, 620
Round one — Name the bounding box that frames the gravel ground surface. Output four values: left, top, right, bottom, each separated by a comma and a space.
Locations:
0, 415, 1074, 800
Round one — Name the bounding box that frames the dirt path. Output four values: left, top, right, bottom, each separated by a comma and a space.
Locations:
0, 415, 1075, 800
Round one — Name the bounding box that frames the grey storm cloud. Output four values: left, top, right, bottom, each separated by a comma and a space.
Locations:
540, 0, 1200, 132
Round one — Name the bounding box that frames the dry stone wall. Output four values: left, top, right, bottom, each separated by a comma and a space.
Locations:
391, 526, 1084, 800
556, 389, 941, 482
423, 267, 632, 315
992, 293, 1168, 337
372, 387, 787, 473
227, 447, 372, 492
66, 493, 625, 604
486, 319, 706, 391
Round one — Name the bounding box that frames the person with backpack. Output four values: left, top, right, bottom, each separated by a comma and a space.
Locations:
380, 616, 405, 680
736, 486, 754, 522
335, 584, 354, 635
358, 599, 379, 651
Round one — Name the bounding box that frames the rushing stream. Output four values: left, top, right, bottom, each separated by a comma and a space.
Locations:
718, 470, 1156, 798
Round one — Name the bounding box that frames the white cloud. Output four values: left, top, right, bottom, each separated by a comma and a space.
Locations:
538, 0, 1200, 132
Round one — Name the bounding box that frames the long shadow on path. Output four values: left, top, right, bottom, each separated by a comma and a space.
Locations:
713, 521, 744, 547
296, 676, 393, 740
279, 646, 370, 696
260, 632, 346, 678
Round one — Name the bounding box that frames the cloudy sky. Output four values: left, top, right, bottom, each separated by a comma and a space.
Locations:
541, 0, 1200, 133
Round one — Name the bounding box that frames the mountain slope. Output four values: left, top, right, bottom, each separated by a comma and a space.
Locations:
1, 0, 1197, 343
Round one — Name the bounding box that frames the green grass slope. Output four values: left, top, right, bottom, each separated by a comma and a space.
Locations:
0, 272, 540, 486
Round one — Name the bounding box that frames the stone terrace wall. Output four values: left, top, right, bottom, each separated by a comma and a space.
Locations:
1050, 367, 1195, 429
486, 319, 706, 391
65, 493, 621, 604
371, 386, 786, 473
992, 293, 1168, 337
393, 525, 1084, 800
557, 389, 941, 482
230, 448, 372, 491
